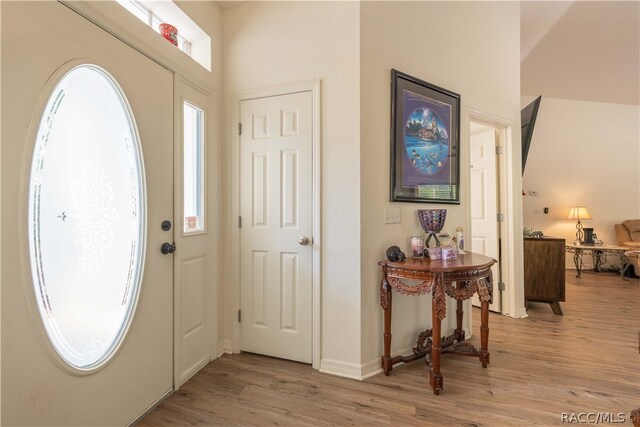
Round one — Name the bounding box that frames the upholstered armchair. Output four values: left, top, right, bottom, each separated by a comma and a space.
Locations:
615, 219, 640, 249
615, 219, 640, 273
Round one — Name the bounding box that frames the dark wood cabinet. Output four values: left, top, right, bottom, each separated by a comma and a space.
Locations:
524, 237, 565, 315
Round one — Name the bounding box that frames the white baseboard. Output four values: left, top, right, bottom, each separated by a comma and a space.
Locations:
360, 358, 383, 380
319, 358, 364, 380
360, 346, 414, 380
320, 346, 415, 381
217, 339, 233, 358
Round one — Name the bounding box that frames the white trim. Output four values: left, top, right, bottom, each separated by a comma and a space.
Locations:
217, 339, 233, 358
466, 108, 527, 319
319, 359, 364, 381
322, 346, 415, 381
230, 80, 322, 369
359, 346, 415, 380
208, 90, 220, 364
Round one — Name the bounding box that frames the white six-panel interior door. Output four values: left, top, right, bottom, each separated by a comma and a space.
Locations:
239, 92, 314, 363
470, 128, 501, 312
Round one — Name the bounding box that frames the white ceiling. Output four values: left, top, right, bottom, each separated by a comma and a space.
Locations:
521, 1, 639, 105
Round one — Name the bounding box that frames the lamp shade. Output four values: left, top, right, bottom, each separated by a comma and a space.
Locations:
566, 206, 592, 220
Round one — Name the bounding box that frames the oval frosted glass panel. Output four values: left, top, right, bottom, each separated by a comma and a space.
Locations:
28, 65, 145, 370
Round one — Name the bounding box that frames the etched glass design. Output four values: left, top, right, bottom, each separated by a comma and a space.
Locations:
28, 65, 145, 370
183, 101, 204, 232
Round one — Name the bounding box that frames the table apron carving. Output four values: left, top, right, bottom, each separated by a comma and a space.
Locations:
378, 254, 496, 395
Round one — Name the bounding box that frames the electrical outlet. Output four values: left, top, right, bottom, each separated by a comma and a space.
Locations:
384, 207, 401, 224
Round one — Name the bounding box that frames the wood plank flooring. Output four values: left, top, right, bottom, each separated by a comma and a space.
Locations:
139, 272, 639, 426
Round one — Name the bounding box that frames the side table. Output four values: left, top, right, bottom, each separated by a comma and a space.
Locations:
565, 244, 630, 279
379, 252, 496, 395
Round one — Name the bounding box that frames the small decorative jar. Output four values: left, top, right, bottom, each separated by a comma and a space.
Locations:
410, 236, 424, 258
159, 23, 179, 46
441, 244, 458, 261
426, 247, 442, 260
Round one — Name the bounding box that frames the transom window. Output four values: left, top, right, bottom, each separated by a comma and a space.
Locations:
115, 0, 212, 71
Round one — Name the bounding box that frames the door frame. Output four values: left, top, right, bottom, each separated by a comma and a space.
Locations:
230, 81, 321, 369
466, 108, 526, 319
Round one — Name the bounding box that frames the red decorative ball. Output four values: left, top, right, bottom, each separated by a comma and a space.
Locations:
159, 23, 178, 46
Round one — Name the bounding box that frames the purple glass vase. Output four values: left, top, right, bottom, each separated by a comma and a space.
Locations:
417, 209, 447, 247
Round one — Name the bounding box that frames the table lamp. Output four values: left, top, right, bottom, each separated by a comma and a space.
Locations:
566, 206, 592, 244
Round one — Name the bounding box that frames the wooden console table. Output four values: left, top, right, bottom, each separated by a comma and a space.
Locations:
378, 252, 496, 395
524, 237, 565, 315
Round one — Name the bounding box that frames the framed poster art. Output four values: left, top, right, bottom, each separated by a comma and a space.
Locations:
390, 69, 460, 203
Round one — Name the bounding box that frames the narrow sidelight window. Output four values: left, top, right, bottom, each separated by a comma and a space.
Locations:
183, 101, 204, 233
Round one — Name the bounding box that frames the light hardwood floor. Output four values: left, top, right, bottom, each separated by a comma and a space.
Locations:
139, 272, 639, 426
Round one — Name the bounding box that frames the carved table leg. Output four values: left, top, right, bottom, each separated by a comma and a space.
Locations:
574, 252, 581, 278
455, 293, 465, 342
380, 276, 393, 375
480, 300, 490, 368
429, 280, 444, 395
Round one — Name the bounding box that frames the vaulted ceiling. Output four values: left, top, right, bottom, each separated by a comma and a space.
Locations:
215, 2, 639, 105
521, 1, 640, 105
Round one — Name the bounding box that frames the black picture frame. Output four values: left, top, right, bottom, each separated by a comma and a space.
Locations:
390, 69, 460, 204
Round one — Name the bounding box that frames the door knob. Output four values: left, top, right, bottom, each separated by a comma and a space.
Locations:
298, 236, 310, 246
161, 242, 176, 254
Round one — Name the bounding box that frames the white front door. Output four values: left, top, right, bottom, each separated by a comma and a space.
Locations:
2, 2, 173, 425
470, 128, 501, 312
239, 92, 313, 363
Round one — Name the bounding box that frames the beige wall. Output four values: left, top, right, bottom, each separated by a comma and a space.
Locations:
522, 96, 640, 263
360, 1, 523, 375
221, 2, 362, 370
221, 0, 524, 379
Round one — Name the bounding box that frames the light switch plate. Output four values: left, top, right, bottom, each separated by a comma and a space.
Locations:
385, 207, 401, 224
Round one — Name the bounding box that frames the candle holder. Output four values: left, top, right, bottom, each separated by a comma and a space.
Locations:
417, 209, 447, 247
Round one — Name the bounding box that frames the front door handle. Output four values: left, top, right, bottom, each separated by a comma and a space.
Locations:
161, 242, 176, 254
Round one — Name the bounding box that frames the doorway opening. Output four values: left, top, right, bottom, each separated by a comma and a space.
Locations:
467, 109, 522, 317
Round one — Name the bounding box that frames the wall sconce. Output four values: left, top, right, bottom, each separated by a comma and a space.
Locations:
566, 206, 592, 244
